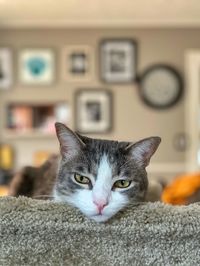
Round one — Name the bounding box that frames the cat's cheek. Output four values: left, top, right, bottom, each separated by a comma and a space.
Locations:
103, 191, 129, 217
53, 189, 68, 203
69, 190, 98, 217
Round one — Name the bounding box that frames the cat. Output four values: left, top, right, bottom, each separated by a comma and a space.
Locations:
53, 122, 161, 222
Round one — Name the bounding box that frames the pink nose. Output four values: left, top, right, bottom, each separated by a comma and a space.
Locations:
93, 199, 108, 214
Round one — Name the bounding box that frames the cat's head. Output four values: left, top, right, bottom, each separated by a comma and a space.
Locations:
54, 123, 161, 222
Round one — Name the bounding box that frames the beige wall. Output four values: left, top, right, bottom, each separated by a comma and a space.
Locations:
1, 0, 200, 26
0, 28, 198, 172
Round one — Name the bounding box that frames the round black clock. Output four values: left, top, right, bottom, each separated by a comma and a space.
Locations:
139, 65, 183, 109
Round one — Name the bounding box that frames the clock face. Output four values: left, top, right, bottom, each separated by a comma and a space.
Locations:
140, 65, 183, 109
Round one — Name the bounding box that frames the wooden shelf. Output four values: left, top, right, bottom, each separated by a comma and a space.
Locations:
3, 130, 56, 140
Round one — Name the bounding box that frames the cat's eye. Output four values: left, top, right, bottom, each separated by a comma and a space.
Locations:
113, 180, 131, 189
74, 173, 91, 185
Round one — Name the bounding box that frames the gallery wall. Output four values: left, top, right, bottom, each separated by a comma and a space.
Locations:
0, 27, 198, 178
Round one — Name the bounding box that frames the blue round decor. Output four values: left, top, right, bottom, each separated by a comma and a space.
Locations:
27, 57, 46, 76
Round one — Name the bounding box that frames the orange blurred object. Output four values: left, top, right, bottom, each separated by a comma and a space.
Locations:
162, 173, 200, 205
0, 186, 8, 196
0, 144, 14, 170
34, 151, 51, 166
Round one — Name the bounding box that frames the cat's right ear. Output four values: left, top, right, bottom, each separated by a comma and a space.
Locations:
55, 123, 85, 159
125, 136, 161, 168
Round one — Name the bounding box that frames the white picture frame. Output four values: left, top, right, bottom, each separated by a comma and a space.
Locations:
19, 49, 55, 85
75, 90, 112, 133
0, 48, 12, 90
100, 39, 137, 83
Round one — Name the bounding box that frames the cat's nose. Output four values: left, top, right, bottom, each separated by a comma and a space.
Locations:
93, 199, 108, 213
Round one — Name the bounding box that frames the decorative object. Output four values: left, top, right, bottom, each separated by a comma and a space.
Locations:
162, 172, 200, 205
6, 102, 70, 135
55, 103, 70, 125
0, 144, 14, 170
62, 46, 94, 82
75, 90, 112, 133
7, 105, 33, 132
173, 132, 188, 152
19, 49, 55, 85
139, 64, 183, 109
100, 39, 137, 83
0, 48, 12, 89
34, 151, 52, 166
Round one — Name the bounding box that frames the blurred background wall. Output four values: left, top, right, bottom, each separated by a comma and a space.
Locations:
1, 0, 200, 188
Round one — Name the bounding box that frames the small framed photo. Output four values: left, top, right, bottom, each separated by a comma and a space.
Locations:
100, 39, 137, 83
62, 46, 94, 82
19, 49, 55, 85
75, 90, 112, 133
0, 48, 12, 89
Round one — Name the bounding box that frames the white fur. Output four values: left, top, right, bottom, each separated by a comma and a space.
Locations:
54, 154, 130, 222
92, 155, 113, 204
54, 188, 129, 222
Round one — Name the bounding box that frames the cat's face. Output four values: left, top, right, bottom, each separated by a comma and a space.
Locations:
54, 123, 161, 222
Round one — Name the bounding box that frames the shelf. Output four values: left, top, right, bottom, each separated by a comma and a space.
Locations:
2, 20, 200, 29
3, 130, 56, 140
5, 103, 69, 141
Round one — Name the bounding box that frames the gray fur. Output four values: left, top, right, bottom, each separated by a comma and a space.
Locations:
55, 123, 161, 203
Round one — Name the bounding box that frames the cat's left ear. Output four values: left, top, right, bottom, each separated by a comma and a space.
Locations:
126, 137, 161, 167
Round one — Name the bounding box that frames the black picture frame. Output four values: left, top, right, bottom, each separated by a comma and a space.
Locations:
100, 39, 137, 84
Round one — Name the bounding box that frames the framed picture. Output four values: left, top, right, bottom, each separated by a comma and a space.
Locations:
0, 48, 12, 89
100, 39, 137, 83
19, 49, 55, 85
75, 90, 112, 133
62, 46, 94, 82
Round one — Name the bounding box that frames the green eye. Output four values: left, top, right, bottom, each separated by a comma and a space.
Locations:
74, 174, 90, 185
113, 180, 131, 189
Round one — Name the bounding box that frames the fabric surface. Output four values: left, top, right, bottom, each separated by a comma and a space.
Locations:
0, 196, 200, 266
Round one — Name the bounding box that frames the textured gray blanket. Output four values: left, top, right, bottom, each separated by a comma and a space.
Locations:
0, 196, 200, 266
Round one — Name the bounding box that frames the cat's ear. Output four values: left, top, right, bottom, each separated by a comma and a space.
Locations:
55, 122, 85, 159
125, 137, 161, 167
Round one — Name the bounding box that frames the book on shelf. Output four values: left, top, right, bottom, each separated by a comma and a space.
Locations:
7, 105, 33, 132
6, 102, 70, 136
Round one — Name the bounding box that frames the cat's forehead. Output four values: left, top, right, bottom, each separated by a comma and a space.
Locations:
78, 136, 131, 174
82, 136, 129, 157
80, 135, 129, 150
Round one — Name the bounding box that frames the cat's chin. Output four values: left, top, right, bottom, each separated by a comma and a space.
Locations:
90, 214, 111, 223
